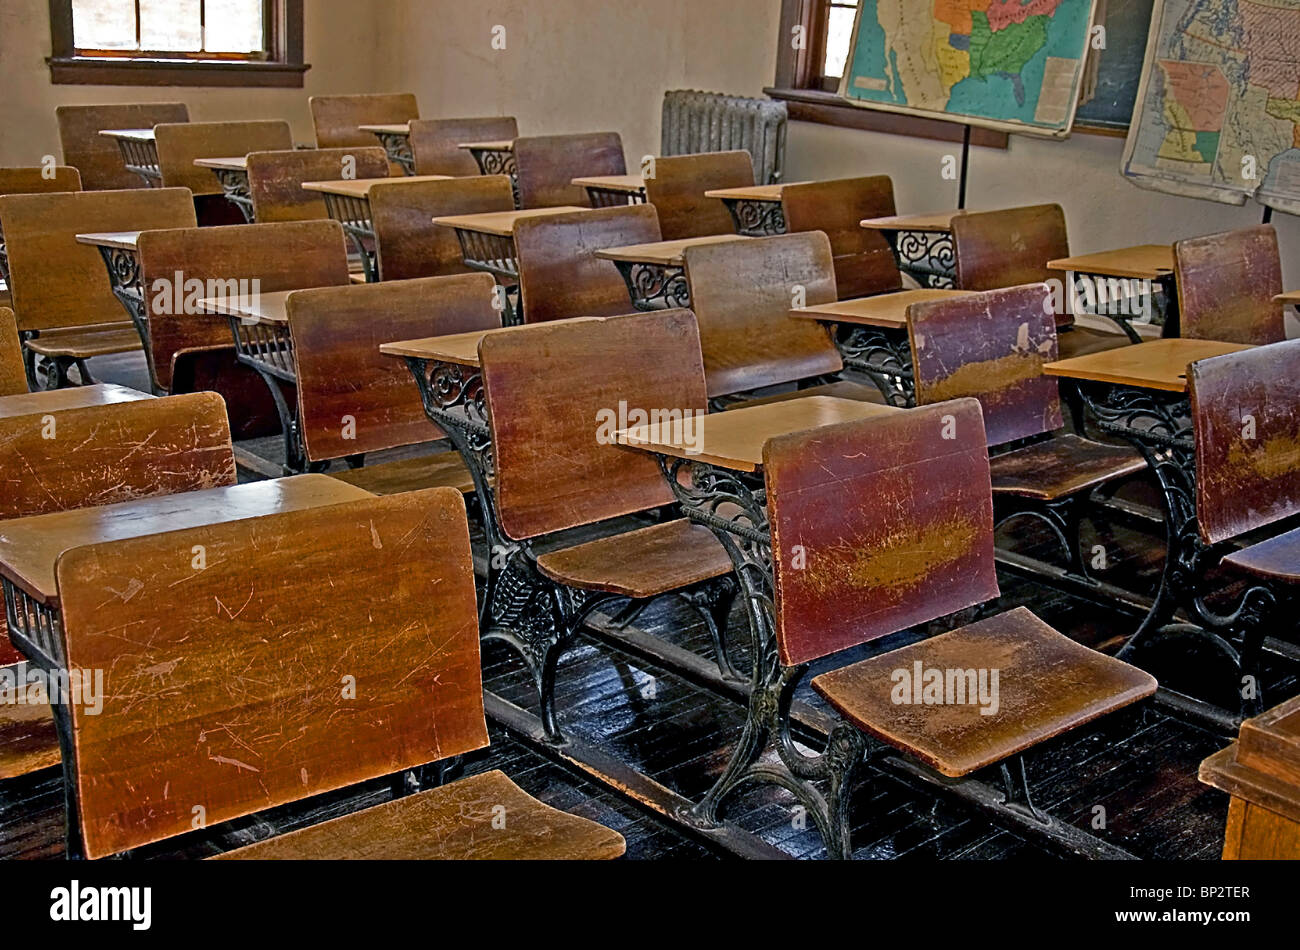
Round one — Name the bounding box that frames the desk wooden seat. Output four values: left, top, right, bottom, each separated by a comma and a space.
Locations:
0, 694, 59, 780
514, 132, 625, 209
989, 434, 1147, 501
536, 518, 732, 599
409, 117, 518, 177
52, 487, 622, 859
216, 769, 624, 860
813, 607, 1157, 777
23, 324, 140, 358
781, 176, 901, 300
0, 166, 82, 197
329, 451, 474, 496
56, 103, 189, 191
1175, 226, 1285, 345
515, 204, 662, 323
155, 121, 292, 225
645, 150, 752, 239
1223, 525, 1300, 584
246, 147, 389, 223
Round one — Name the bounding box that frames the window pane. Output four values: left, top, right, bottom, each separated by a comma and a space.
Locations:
140, 0, 202, 51
205, 0, 266, 53
824, 4, 858, 80
72, 0, 137, 50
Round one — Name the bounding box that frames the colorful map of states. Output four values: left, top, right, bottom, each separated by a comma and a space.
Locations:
873, 0, 1067, 110
1155, 62, 1228, 166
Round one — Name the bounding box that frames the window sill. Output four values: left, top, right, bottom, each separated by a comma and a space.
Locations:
765, 87, 1009, 149
47, 56, 310, 88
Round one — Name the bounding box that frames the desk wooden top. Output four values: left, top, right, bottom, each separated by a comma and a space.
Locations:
1044, 338, 1254, 392
196, 289, 292, 325
193, 156, 249, 172
75, 231, 142, 251
360, 123, 411, 135
615, 395, 898, 473
594, 234, 748, 266
302, 175, 452, 198
1047, 245, 1174, 280
0, 384, 150, 421
572, 174, 646, 193
432, 206, 587, 237
380, 317, 601, 365
1274, 291, 1300, 305
0, 474, 372, 604
861, 211, 962, 233
703, 183, 800, 201
790, 289, 974, 329
458, 140, 514, 152
98, 128, 155, 142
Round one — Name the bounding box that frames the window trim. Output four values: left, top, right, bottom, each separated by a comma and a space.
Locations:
47, 0, 309, 87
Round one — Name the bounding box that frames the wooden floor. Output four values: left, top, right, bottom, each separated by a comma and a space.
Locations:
4, 351, 1291, 861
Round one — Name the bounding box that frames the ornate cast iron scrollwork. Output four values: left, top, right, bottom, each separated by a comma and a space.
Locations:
213, 169, 256, 222
838, 327, 915, 407
375, 132, 416, 175
653, 454, 867, 858
728, 199, 787, 237
891, 231, 956, 289
616, 262, 691, 311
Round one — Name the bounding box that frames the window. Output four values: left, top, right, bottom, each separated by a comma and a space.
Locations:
48, 0, 308, 86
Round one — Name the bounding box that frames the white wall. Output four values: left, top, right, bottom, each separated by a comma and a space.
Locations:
0, 0, 400, 165
388, 0, 1299, 288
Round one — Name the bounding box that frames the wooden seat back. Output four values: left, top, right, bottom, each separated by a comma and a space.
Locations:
0, 308, 23, 395
0, 389, 234, 666
952, 204, 1072, 327
644, 150, 752, 240
154, 121, 293, 197
137, 220, 350, 392
515, 205, 662, 324
907, 284, 1062, 447
247, 147, 389, 222
372, 176, 515, 281
0, 166, 83, 196
781, 176, 901, 299
1190, 339, 1300, 545
56, 103, 189, 190
310, 93, 419, 174
289, 274, 501, 462
682, 231, 842, 398
0, 188, 197, 333
481, 309, 707, 540
0, 390, 235, 520
58, 487, 487, 859
410, 116, 519, 176
1175, 226, 1285, 345
767, 398, 998, 666
514, 133, 626, 209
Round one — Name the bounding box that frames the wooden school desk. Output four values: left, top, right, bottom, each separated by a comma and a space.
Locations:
1047, 244, 1177, 342
572, 174, 647, 207
861, 211, 963, 288
194, 156, 253, 221
704, 183, 798, 237
360, 122, 415, 175
98, 128, 159, 188
302, 175, 452, 283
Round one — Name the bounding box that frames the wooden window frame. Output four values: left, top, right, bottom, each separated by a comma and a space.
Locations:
768, 0, 1009, 149
47, 0, 309, 87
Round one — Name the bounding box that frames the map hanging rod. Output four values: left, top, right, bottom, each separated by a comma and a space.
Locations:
958, 123, 972, 211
